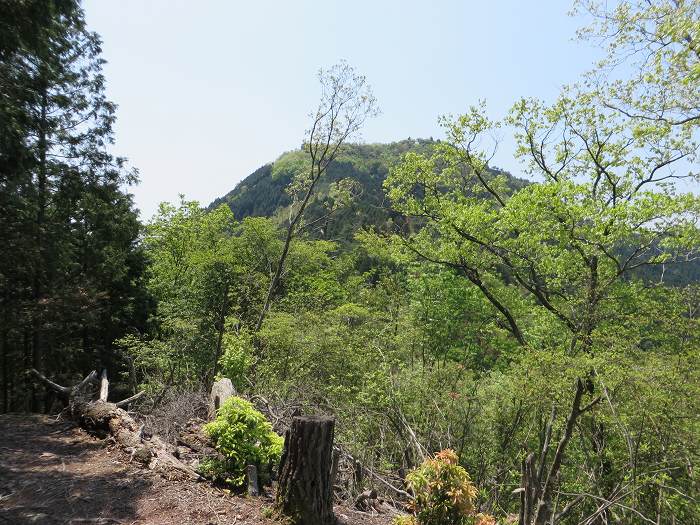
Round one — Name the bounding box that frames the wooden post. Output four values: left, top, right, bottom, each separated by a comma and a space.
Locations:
330, 447, 340, 489
275, 416, 335, 525
99, 369, 109, 402
246, 464, 260, 496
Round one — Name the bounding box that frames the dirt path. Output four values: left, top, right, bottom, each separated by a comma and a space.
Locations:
0, 414, 393, 525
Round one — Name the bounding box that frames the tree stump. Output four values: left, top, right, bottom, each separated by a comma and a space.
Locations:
275, 416, 336, 525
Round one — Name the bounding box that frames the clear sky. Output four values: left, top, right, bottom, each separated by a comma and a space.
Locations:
83, 0, 600, 219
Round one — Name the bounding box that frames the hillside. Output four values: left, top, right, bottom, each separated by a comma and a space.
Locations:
210, 139, 527, 242
211, 141, 700, 284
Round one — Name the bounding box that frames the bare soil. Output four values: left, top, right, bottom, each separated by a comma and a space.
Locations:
0, 414, 393, 525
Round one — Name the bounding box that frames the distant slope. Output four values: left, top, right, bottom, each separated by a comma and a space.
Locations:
210, 139, 526, 242
210, 140, 700, 284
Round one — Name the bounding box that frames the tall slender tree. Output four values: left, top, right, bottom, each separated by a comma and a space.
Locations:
255, 61, 378, 331
0, 0, 148, 411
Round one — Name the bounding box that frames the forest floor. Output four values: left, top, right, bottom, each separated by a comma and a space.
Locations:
0, 414, 394, 525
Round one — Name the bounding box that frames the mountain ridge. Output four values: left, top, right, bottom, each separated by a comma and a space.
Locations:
209, 138, 527, 241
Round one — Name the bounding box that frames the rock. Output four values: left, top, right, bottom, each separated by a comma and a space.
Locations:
209, 378, 235, 419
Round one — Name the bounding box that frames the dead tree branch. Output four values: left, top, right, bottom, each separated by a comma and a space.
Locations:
28, 368, 199, 481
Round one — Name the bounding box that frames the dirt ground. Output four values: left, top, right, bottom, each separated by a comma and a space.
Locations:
0, 414, 394, 525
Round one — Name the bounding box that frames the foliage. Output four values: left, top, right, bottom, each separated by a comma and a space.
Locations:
121, 200, 245, 391
406, 449, 476, 523
3, 3, 699, 524
218, 329, 255, 391
397, 449, 493, 525
254, 61, 379, 331
393, 516, 417, 525
0, 0, 148, 411
210, 139, 524, 245
385, 97, 699, 353
574, 0, 700, 129
202, 397, 283, 487
127, 202, 299, 392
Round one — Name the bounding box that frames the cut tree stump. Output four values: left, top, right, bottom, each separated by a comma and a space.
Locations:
275, 415, 336, 525
29, 368, 200, 481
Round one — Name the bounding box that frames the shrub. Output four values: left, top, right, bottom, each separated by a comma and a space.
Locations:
202, 396, 284, 487
140, 389, 208, 443
218, 330, 254, 391
396, 449, 489, 525
473, 514, 497, 525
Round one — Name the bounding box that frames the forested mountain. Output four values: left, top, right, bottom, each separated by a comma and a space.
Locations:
212, 142, 700, 285
210, 140, 528, 242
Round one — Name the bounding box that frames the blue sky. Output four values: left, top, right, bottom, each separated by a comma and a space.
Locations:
83, 0, 600, 219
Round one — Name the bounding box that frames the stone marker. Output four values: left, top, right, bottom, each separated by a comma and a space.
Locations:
209, 378, 235, 419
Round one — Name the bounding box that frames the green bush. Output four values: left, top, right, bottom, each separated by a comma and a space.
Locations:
202, 396, 284, 487
218, 330, 254, 390
396, 449, 494, 525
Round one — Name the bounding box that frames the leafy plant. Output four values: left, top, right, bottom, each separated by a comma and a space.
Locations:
218, 329, 255, 390
401, 449, 480, 525
202, 397, 284, 487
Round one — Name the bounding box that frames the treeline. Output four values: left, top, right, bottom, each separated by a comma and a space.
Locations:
126, 193, 699, 522
0, 1, 149, 411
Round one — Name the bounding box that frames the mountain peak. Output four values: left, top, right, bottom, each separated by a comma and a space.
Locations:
209, 139, 523, 242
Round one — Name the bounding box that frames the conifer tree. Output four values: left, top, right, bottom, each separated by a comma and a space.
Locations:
0, 0, 148, 411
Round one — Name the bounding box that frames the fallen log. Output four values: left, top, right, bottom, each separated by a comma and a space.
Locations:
29, 368, 201, 481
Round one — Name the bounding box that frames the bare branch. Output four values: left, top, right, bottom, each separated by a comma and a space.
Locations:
28, 369, 70, 397
115, 390, 145, 408
255, 62, 378, 331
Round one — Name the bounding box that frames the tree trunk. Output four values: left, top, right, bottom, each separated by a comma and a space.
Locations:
29, 369, 200, 481
1, 329, 8, 413
275, 416, 336, 525
31, 83, 49, 413
207, 283, 229, 390
518, 379, 600, 525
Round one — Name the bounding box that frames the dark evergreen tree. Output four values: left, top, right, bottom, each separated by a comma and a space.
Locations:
0, 0, 149, 411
